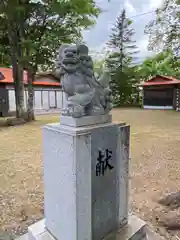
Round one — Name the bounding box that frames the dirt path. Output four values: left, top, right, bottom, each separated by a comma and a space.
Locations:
0, 109, 180, 239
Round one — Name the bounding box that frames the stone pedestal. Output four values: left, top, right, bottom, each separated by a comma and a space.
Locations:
24, 114, 147, 240
42, 115, 129, 240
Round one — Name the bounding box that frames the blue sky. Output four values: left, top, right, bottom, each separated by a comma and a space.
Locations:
83, 0, 164, 60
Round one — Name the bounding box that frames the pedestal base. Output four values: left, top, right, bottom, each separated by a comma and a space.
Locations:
16, 215, 166, 240
26, 215, 147, 240
42, 122, 130, 240
60, 114, 112, 127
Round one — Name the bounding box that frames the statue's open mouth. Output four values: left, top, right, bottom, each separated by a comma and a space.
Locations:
64, 63, 74, 67
63, 57, 79, 65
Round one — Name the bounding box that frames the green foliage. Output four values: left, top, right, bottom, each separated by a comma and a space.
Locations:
93, 58, 105, 77
106, 9, 140, 106
138, 49, 180, 80
145, 0, 180, 55
0, 0, 100, 119
0, 0, 100, 71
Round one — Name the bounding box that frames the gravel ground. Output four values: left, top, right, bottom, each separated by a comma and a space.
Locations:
0, 109, 180, 239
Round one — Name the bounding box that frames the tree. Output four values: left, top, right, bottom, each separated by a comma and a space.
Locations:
0, 0, 27, 118
106, 9, 139, 106
145, 0, 180, 55
0, 33, 11, 67
138, 49, 180, 81
93, 58, 105, 77
0, 0, 100, 120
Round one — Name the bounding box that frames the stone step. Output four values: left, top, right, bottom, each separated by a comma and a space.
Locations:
145, 227, 166, 240
104, 215, 146, 240
15, 215, 165, 240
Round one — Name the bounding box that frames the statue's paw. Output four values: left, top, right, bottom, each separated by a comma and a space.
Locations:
68, 91, 94, 107
71, 105, 85, 118
61, 108, 70, 116
91, 106, 105, 115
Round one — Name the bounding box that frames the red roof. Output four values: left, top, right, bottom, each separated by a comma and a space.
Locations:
0, 67, 60, 86
142, 75, 180, 86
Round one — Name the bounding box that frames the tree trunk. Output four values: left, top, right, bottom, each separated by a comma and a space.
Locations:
26, 69, 35, 121
8, 24, 25, 119
13, 63, 25, 118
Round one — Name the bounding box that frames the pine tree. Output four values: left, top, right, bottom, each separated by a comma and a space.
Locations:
106, 9, 139, 106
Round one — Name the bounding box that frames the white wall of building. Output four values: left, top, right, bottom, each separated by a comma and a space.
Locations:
143, 105, 173, 110
56, 91, 63, 109
62, 92, 67, 109
8, 89, 28, 111
49, 91, 56, 108
42, 91, 49, 110
7, 88, 64, 113
34, 90, 42, 109
8, 89, 16, 111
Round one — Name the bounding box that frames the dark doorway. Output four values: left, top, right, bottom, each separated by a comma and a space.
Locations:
144, 88, 173, 106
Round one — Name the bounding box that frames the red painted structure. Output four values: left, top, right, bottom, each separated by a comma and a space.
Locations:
0, 67, 60, 86
0, 68, 62, 117
142, 75, 180, 110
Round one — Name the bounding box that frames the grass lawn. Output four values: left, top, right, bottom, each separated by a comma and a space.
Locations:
0, 109, 180, 239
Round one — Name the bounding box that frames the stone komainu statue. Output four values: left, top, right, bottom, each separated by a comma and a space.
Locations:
55, 43, 113, 118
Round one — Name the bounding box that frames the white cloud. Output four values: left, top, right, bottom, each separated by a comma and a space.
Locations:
124, 0, 137, 15
149, 0, 164, 9
140, 0, 164, 12
107, 0, 136, 31
136, 36, 154, 59
107, 20, 114, 31
89, 41, 110, 60
83, 0, 164, 60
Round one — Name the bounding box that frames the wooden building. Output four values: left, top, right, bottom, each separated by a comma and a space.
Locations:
142, 75, 180, 111
0, 67, 65, 117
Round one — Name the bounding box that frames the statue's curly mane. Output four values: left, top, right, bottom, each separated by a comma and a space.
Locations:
55, 43, 112, 118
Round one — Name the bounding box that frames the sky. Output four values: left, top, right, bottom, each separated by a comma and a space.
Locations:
83, 0, 164, 61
